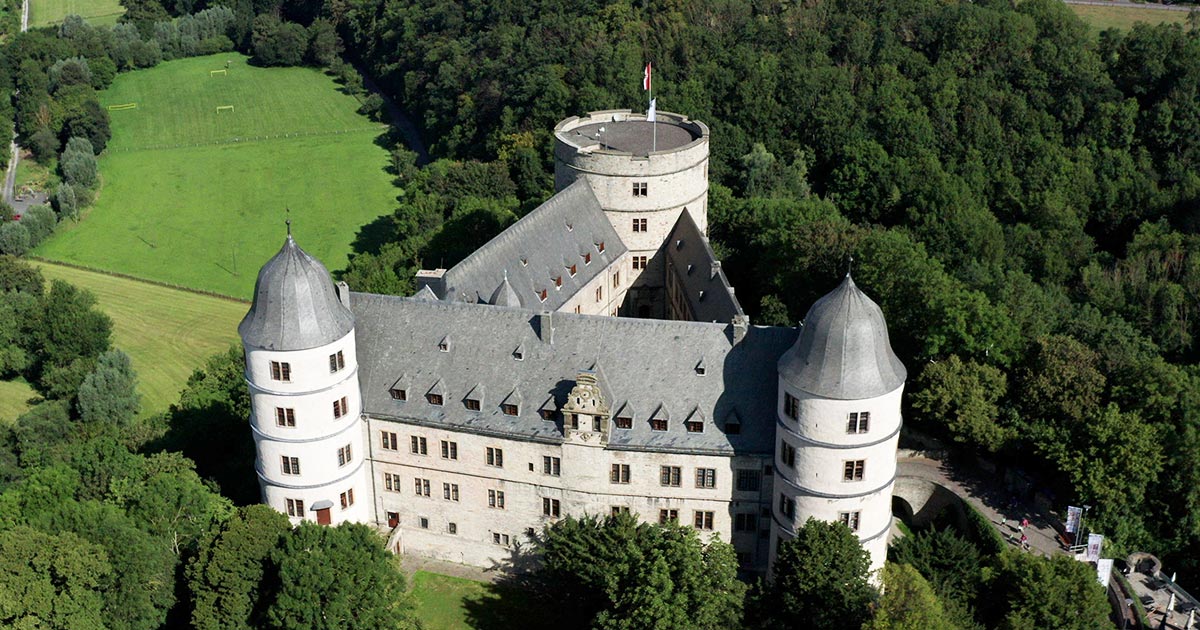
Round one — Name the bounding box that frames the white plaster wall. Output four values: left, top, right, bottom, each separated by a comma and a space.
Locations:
779, 435, 899, 496
778, 385, 904, 446
254, 421, 366, 488
250, 379, 361, 442
245, 330, 358, 394
261, 463, 372, 525
554, 253, 630, 316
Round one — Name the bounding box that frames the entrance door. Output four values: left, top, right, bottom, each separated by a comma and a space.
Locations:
316, 507, 331, 525
387, 511, 400, 527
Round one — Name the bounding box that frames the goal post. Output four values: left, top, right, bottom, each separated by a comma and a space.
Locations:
106, 103, 137, 111
209, 69, 227, 76
216, 105, 234, 113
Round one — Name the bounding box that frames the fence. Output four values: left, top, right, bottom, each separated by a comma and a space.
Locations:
29, 256, 250, 304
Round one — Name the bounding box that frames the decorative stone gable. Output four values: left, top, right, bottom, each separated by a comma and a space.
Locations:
562, 370, 610, 445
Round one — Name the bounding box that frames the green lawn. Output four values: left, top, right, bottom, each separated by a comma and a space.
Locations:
15, 154, 56, 195
0, 378, 38, 425
33, 261, 246, 416
29, 0, 124, 27
36, 53, 397, 299
1068, 3, 1189, 32
410, 571, 554, 630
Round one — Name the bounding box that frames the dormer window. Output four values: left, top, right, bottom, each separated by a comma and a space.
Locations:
520, 257, 528, 266
427, 393, 443, 406
554, 276, 563, 289
725, 420, 741, 434
596, 241, 605, 253
465, 399, 481, 411
685, 420, 704, 433
539, 409, 556, 421
583, 252, 591, 265
650, 418, 668, 431
695, 359, 706, 376
615, 416, 632, 429
389, 388, 407, 401
537, 289, 548, 302
501, 404, 518, 416
568, 264, 577, 277
438, 336, 450, 352
513, 346, 524, 361
566, 221, 573, 232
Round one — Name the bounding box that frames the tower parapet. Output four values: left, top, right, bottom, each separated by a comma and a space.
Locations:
770, 274, 907, 579
554, 110, 710, 318
240, 235, 373, 527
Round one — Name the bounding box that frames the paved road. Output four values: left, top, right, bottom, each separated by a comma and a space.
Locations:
898, 456, 1069, 558
1063, 0, 1197, 12
2, 0, 30, 208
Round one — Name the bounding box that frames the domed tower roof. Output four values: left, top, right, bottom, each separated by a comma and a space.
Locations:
238, 235, 355, 351
488, 274, 522, 308
778, 274, 906, 400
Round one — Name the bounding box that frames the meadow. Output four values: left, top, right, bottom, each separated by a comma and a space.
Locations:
410, 571, 551, 630
36, 53, 397, 298
1067, 2, 1190, 32
33, 261, 246, 416
28, 0, 124, 27
0, 379, 37, 425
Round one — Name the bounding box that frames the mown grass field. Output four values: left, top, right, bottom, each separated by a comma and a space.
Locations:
410, 571, 552, 630
36, 53, 397, 298
0, 379, 38, 425
29, 0, 124, 27
1068, 3, 1190, 31
34, 261, 246, 416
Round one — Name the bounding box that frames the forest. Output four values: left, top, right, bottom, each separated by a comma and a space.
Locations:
325, 0, 1200, 579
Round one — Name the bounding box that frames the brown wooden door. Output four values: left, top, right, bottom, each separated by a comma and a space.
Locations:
316, 507, 331, 525
387, 512, 399, 528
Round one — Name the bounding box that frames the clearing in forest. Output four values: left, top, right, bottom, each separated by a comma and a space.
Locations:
28, 0, 125, 27
35, 53, 396, 298
1068, 3, 1189, 32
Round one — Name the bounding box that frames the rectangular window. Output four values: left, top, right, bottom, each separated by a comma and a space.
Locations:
685, 420, 704, 433
734, 513, 757, 532
443, 483, 459, 501
333, 396, 349, 419
847, 412, 870, 434
286, 498, 304, 517
389, 387, 407, 401
695, 468, 716, 489
610, 463, 631, 484
270, 361, 291, 382
339, 488, 354, 509
465, 398, 481, 411
381, 432, 398, 450
410, 436, 427, 455
448, 522, 458, 535
632, 256, 648, 270
275, 407, 295, 427
658, 509, 678, 524
611, 506, 630, 517
614, 416, 632, 429
632, 217, 649, 231
693, 511, 714, 530
440, 440, 458, 460
329, 350, 345, 373
543, 456, 561, 476
650, 418, 668, 432
427, 393, 444, 406
501, 403, 518, 416
414, 478, 431, 497
281, 456, 300, 475
781, 441, 796, 468
632, 182, 648, 197
843, 459, 866, 482
418, 516, 429, 529
613, 271, 621, 288
779, 494, 795, 518
839, 511, 861, 532
337, 444, 352, 467
486, 447, 504, 468
660, 466, 681, 487
736, 469, 762, 492
492, 532, 510, 546
595, 286, 603, 303
488, 489, 505, 509
542, 498, 561, 518
384, 473, 401, 492
784, 392, 799, 420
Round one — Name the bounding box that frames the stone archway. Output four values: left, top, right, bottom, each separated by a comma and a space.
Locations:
893, 475, 968, 530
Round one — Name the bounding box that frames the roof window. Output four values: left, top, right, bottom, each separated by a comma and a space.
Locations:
554, 276, 563, 289
583, 252, 592, 265
537, 288, 548, 302
568, 264, 577, 277
596, 241, 605, 253
438, 336, 450, 352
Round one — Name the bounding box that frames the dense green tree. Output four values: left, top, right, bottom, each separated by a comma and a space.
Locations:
0, 221, 30, 256
60, 136, 99, 189
984, 551, 1109, 630
0, 526, 112, 629
864, 563, 957, 630
187, 505, 290, 630
77, 349, 140, 427
26, 279, 111, 381
64, 99, 112, 154
20, 204, 57, 247
264, 522, 418, 630
55, 183, 79, 220
912, 355, 1011, 452
755, 518, 874, 630
0, 256, 44, 295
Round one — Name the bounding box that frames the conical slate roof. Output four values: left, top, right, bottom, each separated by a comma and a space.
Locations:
238, 235, 355, 351
778, 274, 906, 400
488, 275, 522, 307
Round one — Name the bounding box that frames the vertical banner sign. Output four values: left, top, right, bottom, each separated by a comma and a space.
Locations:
1086, 534, 1104, 562
1066, 506, 1082, 533
1096, 558, 1114, 588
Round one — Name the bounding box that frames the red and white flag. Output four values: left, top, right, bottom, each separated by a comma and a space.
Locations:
643, 63, 652, 92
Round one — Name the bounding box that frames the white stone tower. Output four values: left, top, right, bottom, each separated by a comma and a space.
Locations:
553, 110, 709, 318
239, 232, 372, 526
770, 273, 907, 578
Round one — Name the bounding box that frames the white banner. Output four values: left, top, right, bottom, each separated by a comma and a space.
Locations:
1096, 558, 1114, 588
1066, 506, 1082, 533
1086, 534, 1104, 563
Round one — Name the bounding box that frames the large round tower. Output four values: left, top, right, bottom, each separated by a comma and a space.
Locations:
239, 233, 372, 526
770, 274, 906, 578
554, 109, 709, 318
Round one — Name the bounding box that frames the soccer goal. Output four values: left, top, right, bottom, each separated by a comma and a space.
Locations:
216, 105, 234, 113
107, 103, 137, 111
210, 69, 227, 76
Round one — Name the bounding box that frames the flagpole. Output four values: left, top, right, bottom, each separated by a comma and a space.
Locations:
651, 63, 657, 154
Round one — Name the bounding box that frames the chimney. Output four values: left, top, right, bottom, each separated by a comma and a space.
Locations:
710, 260, 721, 281
732, 314, 748, 344
537, 311, 554, 344
414, 268, 447, 297
335, 281, 351, 308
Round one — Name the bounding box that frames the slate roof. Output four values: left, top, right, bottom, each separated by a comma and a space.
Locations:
437, 179, 626, 310
664, 212, 744, 323
778, 274, 907, 400
569, 120, 698, 155
239, 235, 355, 351
351, 293, 797, 455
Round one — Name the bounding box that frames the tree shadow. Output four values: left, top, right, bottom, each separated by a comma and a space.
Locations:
145, 397, 259, 506
461, 535, 562, 630
350, 212, 400, 256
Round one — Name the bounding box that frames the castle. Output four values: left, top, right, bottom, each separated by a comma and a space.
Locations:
239, 110, 906, 575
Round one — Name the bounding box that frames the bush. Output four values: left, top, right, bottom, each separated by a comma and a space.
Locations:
20, 205, 58, 247
55, 184, 78, 221
358, 93, 384, 122
0, 222, 31, 256
29, 128, 60, 164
